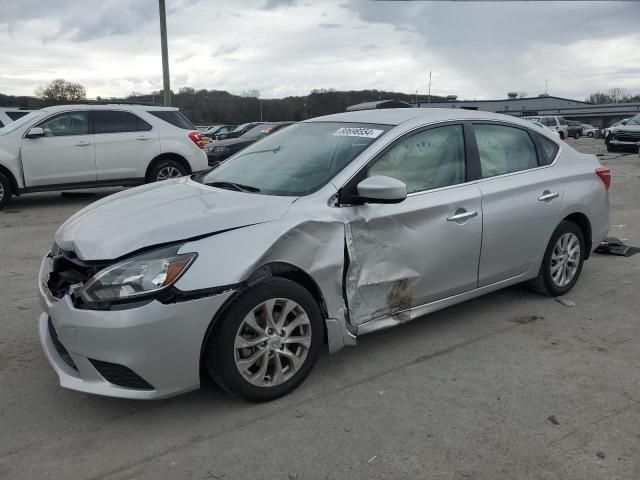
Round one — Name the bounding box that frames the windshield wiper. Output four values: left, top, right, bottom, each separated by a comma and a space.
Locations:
206, 181, 261, 193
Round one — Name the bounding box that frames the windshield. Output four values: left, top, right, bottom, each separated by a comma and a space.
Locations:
0, 111, 44, 136
202, 122, 391, 196
626, 115, 640, 126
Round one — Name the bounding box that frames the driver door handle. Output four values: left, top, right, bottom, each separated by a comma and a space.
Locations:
447, 209, 478, 222
538, 191, 559, 202
75, 140, 91, 146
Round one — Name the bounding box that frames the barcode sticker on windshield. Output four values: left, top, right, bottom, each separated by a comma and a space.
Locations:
333, 127, 384, 139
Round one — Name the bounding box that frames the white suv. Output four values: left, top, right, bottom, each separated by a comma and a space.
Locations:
0, 104, 208, 209
524, 116, 569, 140
0, 107, 33, 128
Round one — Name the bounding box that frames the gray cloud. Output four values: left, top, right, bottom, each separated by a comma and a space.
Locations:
212, 44, 241, 57
262, 0, 297, 10
318, 23, 342, 28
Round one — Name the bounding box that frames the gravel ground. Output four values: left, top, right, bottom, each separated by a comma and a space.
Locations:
1, 137, 639, 480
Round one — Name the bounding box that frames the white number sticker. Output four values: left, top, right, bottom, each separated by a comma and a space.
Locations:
333, 127, 384, 139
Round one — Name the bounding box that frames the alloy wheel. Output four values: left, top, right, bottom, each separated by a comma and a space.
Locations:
156, 166, 183, 181
0, 182, 4, 202
234, 298, 312, 387
550, 233, 581, 287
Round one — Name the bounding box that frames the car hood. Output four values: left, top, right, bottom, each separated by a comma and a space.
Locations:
614, 125, 640, 133
54, 177, 297, 260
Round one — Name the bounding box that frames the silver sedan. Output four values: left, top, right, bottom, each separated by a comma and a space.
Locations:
38, 108, 610, 401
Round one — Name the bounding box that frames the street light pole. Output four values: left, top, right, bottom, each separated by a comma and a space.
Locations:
159, 0, 171, 106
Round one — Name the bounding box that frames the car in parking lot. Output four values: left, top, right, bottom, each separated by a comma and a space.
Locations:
524, 115, 569, 139
581, 123, 598, 138
38, 108, 610, 402
0, 104, 208, 209
205, 121, 294, 166
215, 122, 263, 141
605, 114, 640, 152
567, 120, 583, 139
0, 107, 33, 127
202, 124, 237, 140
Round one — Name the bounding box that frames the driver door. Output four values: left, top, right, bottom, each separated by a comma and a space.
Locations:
343, 124, 483, 325
21, 111, 96, 187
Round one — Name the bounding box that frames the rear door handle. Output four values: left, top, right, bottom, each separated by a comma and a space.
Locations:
538, 191, 559, 202
136, 135, 150, 141
75, 140, 91, 146
447, 209, 478, 222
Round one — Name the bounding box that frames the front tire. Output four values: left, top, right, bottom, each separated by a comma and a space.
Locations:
204, 277, 323, 402
529, 221, 585, 296
587, 132, 594, 138
148, 159, 188, 182
558, 131, 565, 140
0, 172, 13, 210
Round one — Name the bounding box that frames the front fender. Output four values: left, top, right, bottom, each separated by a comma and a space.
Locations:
175, 215, 348, 323
0, 147, 24, 189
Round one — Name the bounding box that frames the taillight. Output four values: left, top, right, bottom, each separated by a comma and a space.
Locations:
595, 167, 611, 190
188, 131, 204, 149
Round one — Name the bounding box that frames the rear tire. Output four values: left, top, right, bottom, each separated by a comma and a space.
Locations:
0, 172, 13, 210
204, 277, 323, 402
148, 158, 188, 182
559, 131, 565, 140
529, 221, 585, 297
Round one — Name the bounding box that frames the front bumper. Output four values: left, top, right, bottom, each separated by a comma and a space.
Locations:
37, 255, 234, 399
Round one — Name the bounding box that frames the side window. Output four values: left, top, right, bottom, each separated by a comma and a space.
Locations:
533, 132, 559, 166
6, 111, 30, 121
368, 125, 465, 194
137, 117, 152, 131
37, 112, 89, 137
542, 117, 553, 127
94, 110, 141, 134
0, 119, 4, 128
473, 124, 538, 178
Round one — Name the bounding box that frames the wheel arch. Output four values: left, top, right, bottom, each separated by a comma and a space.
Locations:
0, 163, 20, 196
563, 212, 592, 259
145, 153, 191, 182
198, 261, 330, 376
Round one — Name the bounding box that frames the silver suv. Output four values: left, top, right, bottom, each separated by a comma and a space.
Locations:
525, 115, 569, 139
0, 104, 208, 209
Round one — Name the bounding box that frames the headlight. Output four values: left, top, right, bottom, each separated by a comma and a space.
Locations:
79, 249, 197, 304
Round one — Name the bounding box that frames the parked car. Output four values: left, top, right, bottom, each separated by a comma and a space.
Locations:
524, 115, 569, 139
206, 122, 295, 166
38, 108, 610, 402
525, 119, 561, 138
580, 124, 598, 138
605, 114, 640, 153
567, 120, 583, 139
0, 104, 208, 209
0, 107, 33, 128
215, 122, 263, 141
202, 124, 237, 140
603, 118, 630, 139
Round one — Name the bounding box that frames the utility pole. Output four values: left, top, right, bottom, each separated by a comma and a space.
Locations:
428, 71, 432, 103
159, 0, 171, 106
545, 78, 549, 95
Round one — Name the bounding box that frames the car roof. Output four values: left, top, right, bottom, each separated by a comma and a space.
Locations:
304, 108, 544, 128
37, 104, 179, 113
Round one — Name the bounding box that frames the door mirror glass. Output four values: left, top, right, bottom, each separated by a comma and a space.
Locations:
356, 176, 407, 204
25, 127, 45, 139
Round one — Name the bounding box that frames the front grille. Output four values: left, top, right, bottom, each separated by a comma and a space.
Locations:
46, 248, 108, 300
89, 359, 154, 390
48, 318, 77, 370
615, 131, 640, 143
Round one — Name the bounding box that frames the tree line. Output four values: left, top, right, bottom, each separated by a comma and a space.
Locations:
1, 80, 638, 125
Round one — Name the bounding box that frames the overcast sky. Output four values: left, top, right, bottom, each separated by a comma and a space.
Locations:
1, 0, 639, 101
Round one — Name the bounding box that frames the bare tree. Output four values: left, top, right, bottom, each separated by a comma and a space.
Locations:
517, 91, 528, 99
241, 89, 260, 98
35, 79, 86, 102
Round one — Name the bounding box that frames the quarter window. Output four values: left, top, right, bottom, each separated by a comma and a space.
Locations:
368, 125, 466, 194
37, 111, 89, 137
94, 110, 149, 134
473, 124, 538, 178
533, 132, 559, 166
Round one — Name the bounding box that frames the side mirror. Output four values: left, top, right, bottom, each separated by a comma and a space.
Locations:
25, 127, 45, 139
621, 120, 628, 125
356, 176, 407, 204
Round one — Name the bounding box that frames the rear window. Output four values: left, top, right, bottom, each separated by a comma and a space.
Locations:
6, 111, 30, 121
148, 110, 195, 130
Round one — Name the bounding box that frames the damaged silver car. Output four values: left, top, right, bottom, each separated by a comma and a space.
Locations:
38, 108, 610, 401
